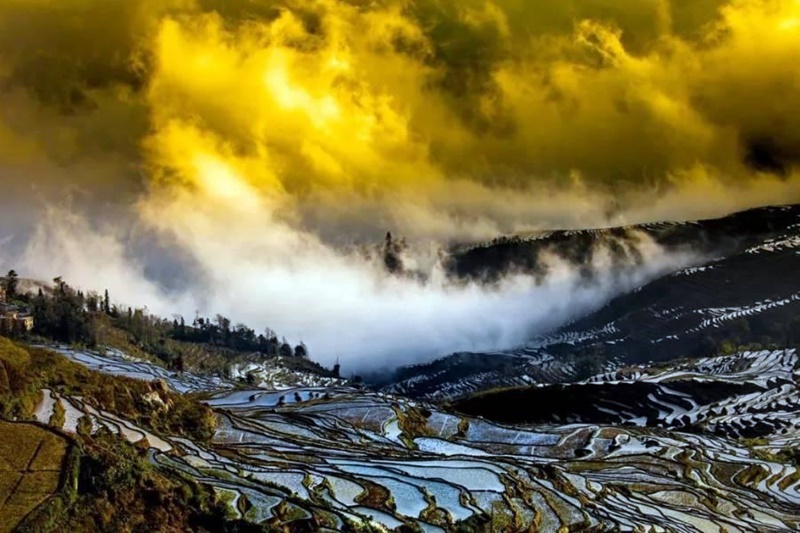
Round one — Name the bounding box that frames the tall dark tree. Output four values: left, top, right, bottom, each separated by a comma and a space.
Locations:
279, 342, 294, 358
103, 289, 111, 315
86, 293, 99, 313
53, 277, 66, 295
383, 232, 404, 273
4, 270, 19, 300
294, 343, 308, 358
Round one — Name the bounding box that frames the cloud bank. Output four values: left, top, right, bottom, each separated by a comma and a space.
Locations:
1, 0, 799, 369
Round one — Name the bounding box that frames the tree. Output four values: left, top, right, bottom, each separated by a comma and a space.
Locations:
215, 314, 231, 346
4, 270, 18, 300
52, 277, 66, 295
86, 292, 99, 313
294, 343, 308, 358
279, 342, 293, 358
103, 289, 111, 315
383, 232, 403, 273
77, 415, 93, 436
574, 353, 604, 380
267, 334, 280, 357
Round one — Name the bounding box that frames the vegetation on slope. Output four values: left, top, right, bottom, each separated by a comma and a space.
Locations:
446, 205, 800, 282
16, 428, 267, 533
0, 337, 215, 442
2, 272, 337, 381
0, 337, 277, 532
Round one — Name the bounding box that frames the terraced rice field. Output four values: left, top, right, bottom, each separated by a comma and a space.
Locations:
470, 348, 800, 446
34, 346, 800, 531
0, 422, 69, 533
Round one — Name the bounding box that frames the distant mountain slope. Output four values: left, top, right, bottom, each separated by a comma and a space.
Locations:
447, 204, 800, 281
384, 205, 800, 401
454, 348, 800, 444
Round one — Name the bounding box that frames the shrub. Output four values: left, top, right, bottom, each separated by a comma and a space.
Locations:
49, 400, 66, 429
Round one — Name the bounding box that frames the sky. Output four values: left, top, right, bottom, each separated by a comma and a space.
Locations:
0, 0, 799, 370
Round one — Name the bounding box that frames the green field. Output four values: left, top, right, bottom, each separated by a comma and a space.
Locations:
0, 422, 68, 533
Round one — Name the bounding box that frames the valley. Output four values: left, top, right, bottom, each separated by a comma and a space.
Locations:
4, 0, 800, 529
4, 204, 800, 531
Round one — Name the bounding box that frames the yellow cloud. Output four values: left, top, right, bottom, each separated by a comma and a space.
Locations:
2, 0, 800, 238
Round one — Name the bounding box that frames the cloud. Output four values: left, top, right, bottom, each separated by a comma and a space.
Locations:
10, 200, 698, 371
1, 0, 799, 370
2, 1, 800, 226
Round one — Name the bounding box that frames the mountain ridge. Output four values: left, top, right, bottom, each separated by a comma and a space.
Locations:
383, 204, 800, 401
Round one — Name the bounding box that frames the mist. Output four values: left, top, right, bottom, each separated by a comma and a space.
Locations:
7, 205, 700, 371
1, 0, 799, 370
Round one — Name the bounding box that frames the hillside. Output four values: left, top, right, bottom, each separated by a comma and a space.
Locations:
453, 349, 800, 441
0, 338, 264, 532
0, 272, 338, 385
383, 205, 800, 401
5, 338, 800, 531
446, 204, 800, 282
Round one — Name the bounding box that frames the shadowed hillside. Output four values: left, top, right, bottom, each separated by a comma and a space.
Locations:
384, 205, 800, 401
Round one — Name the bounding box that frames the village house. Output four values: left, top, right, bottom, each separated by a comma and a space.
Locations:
0, 311, 34, 334
0, 281, 35, 333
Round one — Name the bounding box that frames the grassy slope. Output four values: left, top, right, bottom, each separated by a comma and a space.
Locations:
0, 337, 271, 532
0, 422, 68, 533
0, 337, 216, 442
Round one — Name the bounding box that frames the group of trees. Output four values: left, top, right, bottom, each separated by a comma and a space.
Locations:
170, 316, 307, 359
695, 316, 800, 358
1, 271, 310, 369
5, 272, 99, 344
30, 278, 99, 345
